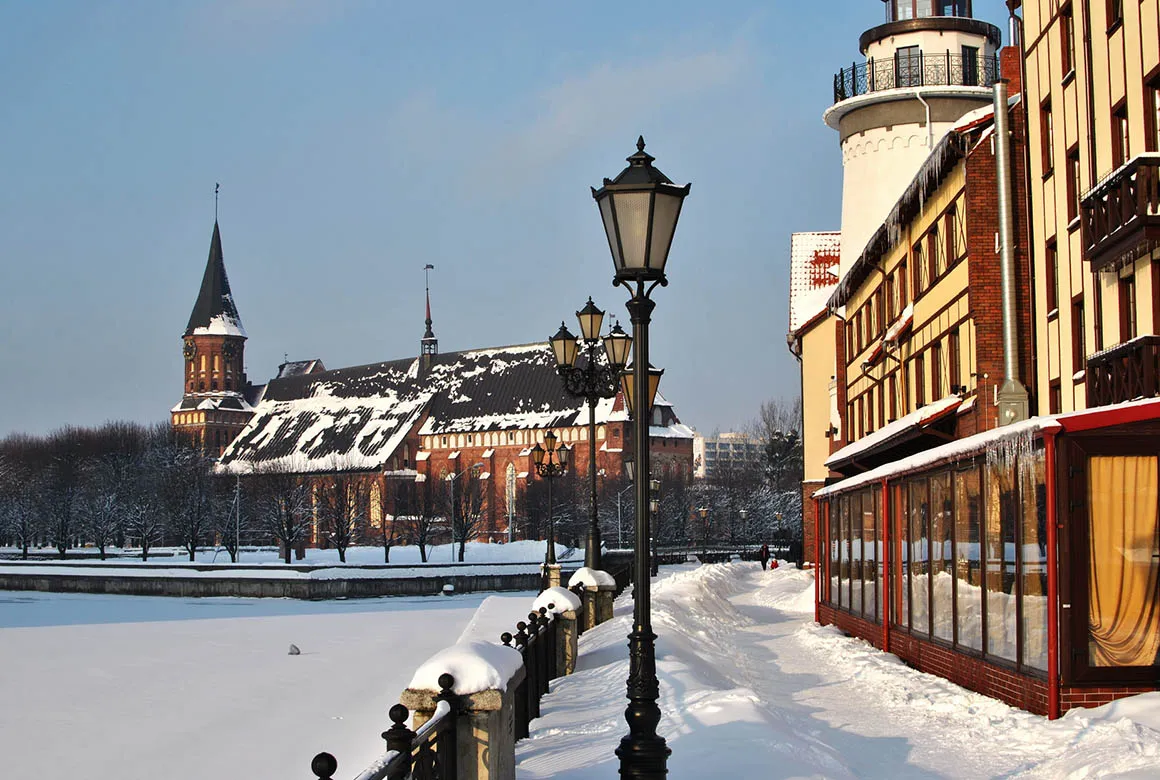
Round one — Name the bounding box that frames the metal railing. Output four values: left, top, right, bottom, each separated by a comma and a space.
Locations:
312, 674, 460, 780
1085, 335, 1160, 407
833, 52, 999, 103
1081, 154, 1160, 270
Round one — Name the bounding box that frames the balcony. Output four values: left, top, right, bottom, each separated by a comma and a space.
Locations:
1081, 154, 1160, 272
1085, 335, 1160, 408
833, 52, 999, 103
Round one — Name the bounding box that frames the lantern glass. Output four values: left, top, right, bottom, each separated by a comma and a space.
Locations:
699, 507, 709, 519
649, 499, 660, 513
647, 190, 684, 273
623, 455, 635, 482
597, 196, 622, 271
543, 430, 557, 452
576, 298, 604, 343
550, 323, 579, 368
646, 366, 663, 415
610, 191, 653, 272
619, 369, 635, 417
531, 442, 546, 466
558, 444, 570, 468
603, 323, 632, 369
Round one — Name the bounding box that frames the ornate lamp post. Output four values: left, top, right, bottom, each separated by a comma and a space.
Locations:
531, 431, 569, 586
592, 136, 690, 780
549, 300, 632, 570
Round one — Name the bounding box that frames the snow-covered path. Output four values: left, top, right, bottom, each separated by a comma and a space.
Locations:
517, 563, 1160, 779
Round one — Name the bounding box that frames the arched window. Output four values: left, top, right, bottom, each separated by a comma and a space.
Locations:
597, 425, 606, 440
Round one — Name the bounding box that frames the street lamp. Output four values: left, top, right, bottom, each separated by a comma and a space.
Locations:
531, 431, 569, 586
549, 298, 631, 571
698, 506, 710, 558
593, 136, 689, 780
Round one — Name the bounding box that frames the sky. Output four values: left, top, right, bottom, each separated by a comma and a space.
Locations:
0, 0, 1015, 439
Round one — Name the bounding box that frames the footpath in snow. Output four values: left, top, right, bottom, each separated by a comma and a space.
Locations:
517, 563, 1160, 779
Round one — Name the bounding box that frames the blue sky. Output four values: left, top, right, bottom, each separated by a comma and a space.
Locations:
0, 0, 1014, 438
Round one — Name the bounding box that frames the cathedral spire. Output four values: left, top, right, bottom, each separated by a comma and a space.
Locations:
421, 263, 437, 356
185, 220, 246, 338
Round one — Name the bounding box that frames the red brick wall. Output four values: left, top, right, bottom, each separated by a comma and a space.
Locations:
801, 481, 824, 566
963, 81, 1036, 434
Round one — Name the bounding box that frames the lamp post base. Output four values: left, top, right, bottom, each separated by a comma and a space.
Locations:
615, 733, 670, 779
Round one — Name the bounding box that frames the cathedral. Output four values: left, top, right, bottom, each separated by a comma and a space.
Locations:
170, 220, 695, 543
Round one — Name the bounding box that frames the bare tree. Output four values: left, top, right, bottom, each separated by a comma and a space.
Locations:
398, 477, 440, 563
315, 465, 367, 563
445, 467, 487, 562
0, 456, 41, 558
249, 464, 312, 564
157, 441, 217, 561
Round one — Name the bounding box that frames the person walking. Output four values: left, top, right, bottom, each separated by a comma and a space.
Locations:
759, 542, 769, 571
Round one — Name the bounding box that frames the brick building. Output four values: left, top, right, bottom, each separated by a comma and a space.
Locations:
171, 220, 694, 546
791, 1, 1159, 718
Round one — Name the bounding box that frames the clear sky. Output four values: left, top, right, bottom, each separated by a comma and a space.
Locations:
0, 0, 1015, 439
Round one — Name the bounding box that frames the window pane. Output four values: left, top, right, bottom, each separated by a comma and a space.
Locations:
873, 484, 884, 623
829, 501, 839, 605
986, 461, 1018, 660
955, 467, 984, 651
839, 496, 849, 609
1087, 456, 1160, 667
910, 478, 931, 635
931, 471, 954, 642
1021, 451, 1048, 670
852, 491, 864, 614
896, 484, 910, 629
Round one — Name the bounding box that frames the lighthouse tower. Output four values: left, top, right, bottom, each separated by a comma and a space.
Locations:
827, 1, 1002, 277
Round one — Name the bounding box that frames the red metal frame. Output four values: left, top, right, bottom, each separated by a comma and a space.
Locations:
881, 478, 891, 650
1044, 429, 1061, 720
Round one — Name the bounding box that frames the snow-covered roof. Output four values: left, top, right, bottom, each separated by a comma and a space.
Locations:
825, 394, 962, 469
788, 232, 841, 335
217, 341, 687, 476
276, 359, 326, 379
171, 392, 255, 414
185, 221, 247, 339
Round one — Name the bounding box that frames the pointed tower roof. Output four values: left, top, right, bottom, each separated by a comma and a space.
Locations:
185, 221, 247, 338
421, 264, 437, 356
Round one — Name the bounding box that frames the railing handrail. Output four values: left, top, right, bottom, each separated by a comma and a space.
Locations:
1083, 152, 1160, 203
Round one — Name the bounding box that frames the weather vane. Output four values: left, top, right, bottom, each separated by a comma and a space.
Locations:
215, 182, 220, 221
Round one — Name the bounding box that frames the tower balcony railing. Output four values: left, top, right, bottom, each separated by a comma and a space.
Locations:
1080, 153, 1160, 272
833, 52, 999, 103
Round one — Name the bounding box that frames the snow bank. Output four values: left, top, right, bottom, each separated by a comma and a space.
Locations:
532, 586, 581, 614
568, 566, 616, 588
408, 640, 523, 695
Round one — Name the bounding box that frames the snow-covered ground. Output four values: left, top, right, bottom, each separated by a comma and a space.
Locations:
2, 562, 1158, 779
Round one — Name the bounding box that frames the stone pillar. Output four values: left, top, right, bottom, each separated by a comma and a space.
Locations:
400, 665, 526, 780
555, 608, 579, 676
582, 586, 599, 631
594, 583, 615, 625
542, 564, 561, 589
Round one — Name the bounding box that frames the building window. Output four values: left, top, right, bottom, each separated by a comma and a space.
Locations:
913, 239, 927, 295
1119, 273, 1137, 342
1060, 5, 1075, 77
943, 209, 956, 266
1072, 296, 1087, 369
1066, 146, 1081, 223
1106, 0, 1123, 31
896, 45, 922, 88
931, 340, 944, 399
1046, 238, 1059, 313
1148, 74, 1160, 153
889, 373, 899, 421
1049, 379, 1062, 413
948, 329, 961, 392
915, 353, 927, 407
1040, 100, 1054, 175
961, 45, 979, 87
1111, 102, 1130, 169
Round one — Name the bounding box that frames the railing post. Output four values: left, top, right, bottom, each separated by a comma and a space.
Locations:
311, 752, 338, 780
433, 673, 460, 780
502, 631, 528, 739
384, 703, 416, 780
523, 614, 540, 719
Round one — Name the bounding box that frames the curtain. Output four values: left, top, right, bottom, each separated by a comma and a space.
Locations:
1088, 456, 1160, 667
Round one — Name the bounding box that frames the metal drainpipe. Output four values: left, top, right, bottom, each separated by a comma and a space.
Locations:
915, 91, 934, 150
994, 79, 1030, 424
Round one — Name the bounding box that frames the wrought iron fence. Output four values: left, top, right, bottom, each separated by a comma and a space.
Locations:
833, 52, 1000, 103
312, 674, 461, 780
501, 602, 562, 740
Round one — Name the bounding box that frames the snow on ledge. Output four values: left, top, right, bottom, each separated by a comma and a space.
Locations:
568, 567, 616, 588
533, 586, 581, 614
826, 394, 961, 467
408, 640, 523, 695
